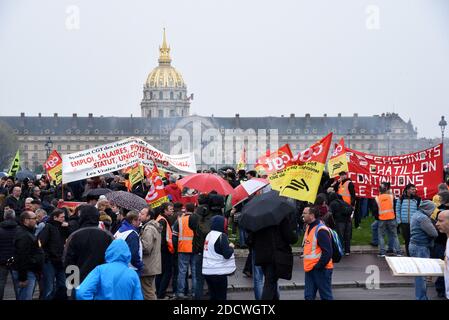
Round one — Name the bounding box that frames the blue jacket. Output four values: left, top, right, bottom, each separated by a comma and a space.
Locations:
395, 196, 420, 224
76, 239, 144, 300
117, 220, 144, 273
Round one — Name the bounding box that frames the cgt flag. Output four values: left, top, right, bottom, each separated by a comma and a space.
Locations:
328, 138, 349, 178
255, 144, 293, 176
145, 162, 169, 208
279, 133, 333, 203
44, 150, 63, 185
7, 150, 20, 177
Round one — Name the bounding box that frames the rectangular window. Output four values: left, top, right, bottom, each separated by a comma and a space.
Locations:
58, 145, 61, 151
67, 145, 71, 151
34, 145, 38, 150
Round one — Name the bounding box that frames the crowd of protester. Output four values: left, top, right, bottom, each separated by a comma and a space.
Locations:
0, 167, 449, 300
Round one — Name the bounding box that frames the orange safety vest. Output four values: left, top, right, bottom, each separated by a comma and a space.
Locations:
156, 215, 174, 254
375, 194, 395, 221
177, 214, 194, 253
338, 180, 352, 206
303, 224, 334, 272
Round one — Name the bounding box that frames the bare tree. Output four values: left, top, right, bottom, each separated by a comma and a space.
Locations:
0, 120, 19, 172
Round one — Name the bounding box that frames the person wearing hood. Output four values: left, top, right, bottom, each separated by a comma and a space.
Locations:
165, 176, 182, 203
139, 207, 162, 300
202, 215, 235, 300
76, 239, 143, 300
114, 211, 143, 274
63, 205, 114, 287
410, 200, 438, 300
38, 209, 69, 300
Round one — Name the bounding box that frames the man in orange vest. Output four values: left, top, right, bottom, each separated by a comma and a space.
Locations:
172, 203, 196, 300
375, 185, 402, 257
335, 171, 356, 207
155, 202, 175, 299
302, 206, 334, 300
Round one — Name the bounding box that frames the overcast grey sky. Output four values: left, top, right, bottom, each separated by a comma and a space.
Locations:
1, 0, 448, 138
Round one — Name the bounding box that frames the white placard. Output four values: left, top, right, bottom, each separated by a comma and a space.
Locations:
386, 256, 444, 276
62, 137, 197, 183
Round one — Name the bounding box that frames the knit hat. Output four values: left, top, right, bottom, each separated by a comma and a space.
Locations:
419, 200, 436, 216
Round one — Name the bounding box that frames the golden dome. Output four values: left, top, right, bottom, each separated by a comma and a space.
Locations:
145, 29, 185, 88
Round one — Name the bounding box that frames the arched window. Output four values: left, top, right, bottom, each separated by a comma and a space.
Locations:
159, 91, 163, 100
170, 92, 174, 100
149, 92, 153, 100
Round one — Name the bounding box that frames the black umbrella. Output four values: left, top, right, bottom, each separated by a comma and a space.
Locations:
15, 170, 35, 181
82, 188, 112, 198
238, 190, 296, 232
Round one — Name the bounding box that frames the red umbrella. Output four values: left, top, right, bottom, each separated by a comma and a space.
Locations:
177, 173, 234, 195
230, 178, 269, 207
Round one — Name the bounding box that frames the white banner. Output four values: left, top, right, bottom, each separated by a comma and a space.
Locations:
62, 137, 197, 183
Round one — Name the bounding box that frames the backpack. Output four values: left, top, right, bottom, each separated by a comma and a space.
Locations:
315, 223, 343, 263
197, 207, 212, 246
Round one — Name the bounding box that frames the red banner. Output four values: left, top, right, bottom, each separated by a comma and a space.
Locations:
57, 201, 85, 209
346, 144, 444, 199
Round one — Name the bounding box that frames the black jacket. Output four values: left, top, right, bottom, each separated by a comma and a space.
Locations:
189, 205, 215, 254
4, 196, 24, 213
334, 178, 356, 206
67, 215, 80, 235
38, 219, 69, 268
0, 220, 18, 264
251, 213, 298, 280
329, 193, 353, 223
63, 210, 114, 282
13, 225, 44, 281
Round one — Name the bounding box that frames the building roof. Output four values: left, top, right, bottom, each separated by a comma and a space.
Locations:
0, 112, 416, 136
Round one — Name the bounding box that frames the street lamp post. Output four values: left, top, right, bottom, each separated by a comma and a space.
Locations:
439, 115, 447, 144
44, 136, 53, 159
